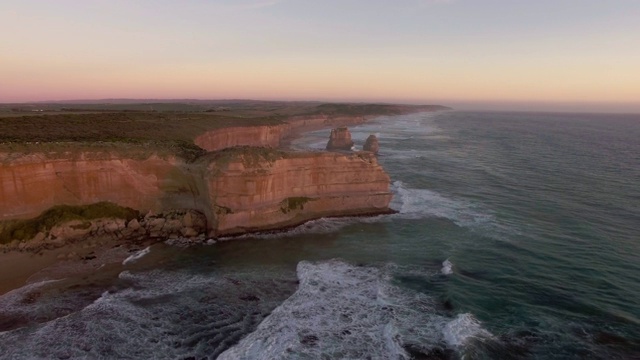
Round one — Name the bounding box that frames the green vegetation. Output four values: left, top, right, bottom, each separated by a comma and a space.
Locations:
307, 103, 450, 116
0, 112, 285, 160
214, 205, 233, 215
0, 101, 449, 160
0, 202, 139, 244
279, 197, 312, 214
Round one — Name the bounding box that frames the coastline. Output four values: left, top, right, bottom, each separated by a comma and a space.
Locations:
0, 107, 443, 295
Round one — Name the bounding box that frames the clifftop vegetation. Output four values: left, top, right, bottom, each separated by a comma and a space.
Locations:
0, 101, 449, 159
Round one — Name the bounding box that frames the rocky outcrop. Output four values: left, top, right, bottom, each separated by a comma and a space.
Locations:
326, 127, 354, 151
206, 150, 393, 236
363, 135, 380, 154
0, 209, 208, 252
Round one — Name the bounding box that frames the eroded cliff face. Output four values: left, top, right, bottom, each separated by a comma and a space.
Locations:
195, 125, 286, 152
0, 153, 203, 221
194, 115, 368, 152
206, 151, 393, 236
0, 148, 393, 240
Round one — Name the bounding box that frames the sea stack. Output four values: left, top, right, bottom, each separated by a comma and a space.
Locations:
363, 134, 379, 154
326, 127, 354, 151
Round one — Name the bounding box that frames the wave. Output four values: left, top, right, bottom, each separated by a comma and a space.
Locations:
390, 181, 493, 227
218, 215, 391, 241
219, 259, 492, 359
442, 259, 454, 275
225, 180, 496, 243
122, 246, 151, 265
0, 267, 297, 359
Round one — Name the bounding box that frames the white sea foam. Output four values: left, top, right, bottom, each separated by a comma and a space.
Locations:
219, 260, 492, 359
224, 179, 493, 242
122, 246, 150, 265
443, 313, 493, 348
218, 215, 389, 241
0, 267, 296, 359
442, 259, 454, 275
390, 181, 493, 228
0, 279, 63, 313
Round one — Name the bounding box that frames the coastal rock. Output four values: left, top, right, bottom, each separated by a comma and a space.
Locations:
103, 219, 126, 233
207, 151, 393, 236
326, 127, 354, 151
363, 135, 380, 154
181, 227, 198, 238
49, 221, 93, 241
127, 219, 141, 230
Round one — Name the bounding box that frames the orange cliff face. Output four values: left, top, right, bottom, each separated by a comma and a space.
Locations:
0, 113, 391, 239
0, 153, 204, 221
206, 151, 393, 236
0, 149, 393, 238
194, 115, 368, 151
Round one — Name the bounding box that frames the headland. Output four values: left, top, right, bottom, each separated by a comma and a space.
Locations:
0, 100, 449, 293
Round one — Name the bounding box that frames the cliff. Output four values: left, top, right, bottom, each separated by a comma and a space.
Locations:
0, 147, 393, 244
363, 135, 380, 154
0, 110, 404, 247
0, 153, 202, 221
204, 149, 392, 236
326, 127, 354, 151
194, 115, 367, 151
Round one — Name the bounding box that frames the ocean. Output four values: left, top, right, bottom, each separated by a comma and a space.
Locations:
0, 111, 639, 359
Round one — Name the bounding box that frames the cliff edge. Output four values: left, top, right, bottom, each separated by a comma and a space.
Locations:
0, 102, 451, 248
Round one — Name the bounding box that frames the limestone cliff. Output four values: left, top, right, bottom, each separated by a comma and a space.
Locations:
0, 147, 393, 242
194, 115, 367, 151
0, 153, 204, 222
205, 150, 392, 236
363, 135, 380, 154
326, 127, 354, 151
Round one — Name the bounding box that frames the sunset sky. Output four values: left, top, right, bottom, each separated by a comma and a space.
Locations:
1, 0, 639, 112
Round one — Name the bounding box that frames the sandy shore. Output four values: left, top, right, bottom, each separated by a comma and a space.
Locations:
0, 237, 157, 296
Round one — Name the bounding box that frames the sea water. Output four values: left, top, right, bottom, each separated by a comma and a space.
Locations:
0, 111, 638, 359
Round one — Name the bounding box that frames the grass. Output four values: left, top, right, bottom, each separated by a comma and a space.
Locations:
0, 101, 450, 159
206, 146, 286, 171
0, 202, 139, 244
0, 112, 286, 161
279, 197, 313, 214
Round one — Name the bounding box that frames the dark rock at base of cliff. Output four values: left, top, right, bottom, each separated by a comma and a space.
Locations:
1, 209, 208, 253
363, 134, 379, 154
326, 127, 354, 151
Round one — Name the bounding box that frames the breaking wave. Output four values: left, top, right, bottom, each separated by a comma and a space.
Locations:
0, 268, 297, 359
442, 259, 454, 275
390, 180, 494, 227
219, 259, 493, 359
122, 246, 151, 265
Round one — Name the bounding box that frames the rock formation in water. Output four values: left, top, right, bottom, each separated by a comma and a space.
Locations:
326, 127, 354, 151
363, 134, 379, 154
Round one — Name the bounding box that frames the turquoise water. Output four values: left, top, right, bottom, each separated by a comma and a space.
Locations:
0, 111, 639, 359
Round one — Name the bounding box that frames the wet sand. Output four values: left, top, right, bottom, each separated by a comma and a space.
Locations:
0, 237, 154, 296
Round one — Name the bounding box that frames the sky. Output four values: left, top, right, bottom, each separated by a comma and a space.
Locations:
1, 0, 639, 112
